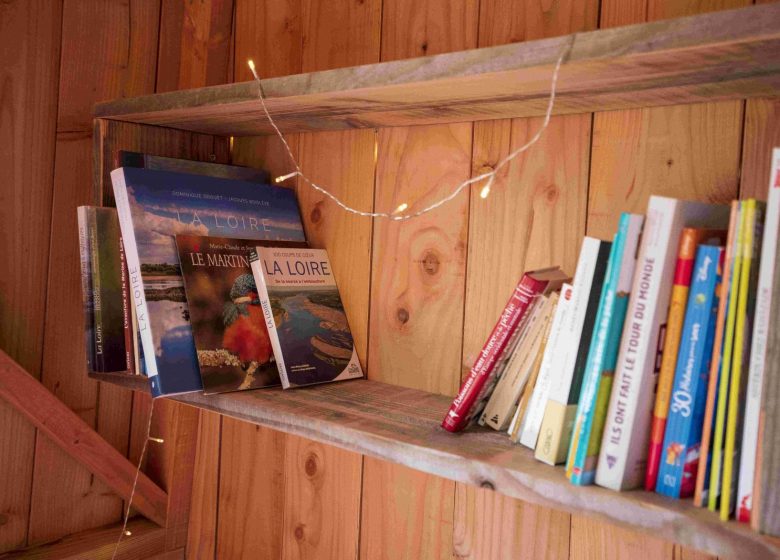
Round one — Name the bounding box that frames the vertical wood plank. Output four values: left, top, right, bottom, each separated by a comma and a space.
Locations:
216, 418, 287, 559
454, 0, 596, 557
740, 99, 780, 200
185, 411, 221, 560
0, 0, 62, 552
28, 0, 160, 545
362, 2, 477, 559
577, 0, 746, 558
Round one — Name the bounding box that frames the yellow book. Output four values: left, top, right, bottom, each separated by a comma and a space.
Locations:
708, 203, 745, 512
721, 200, 763, 520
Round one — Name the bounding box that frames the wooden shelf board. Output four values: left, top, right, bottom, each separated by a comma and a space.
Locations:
94, 4, 780, 137
96, 373, 778, 558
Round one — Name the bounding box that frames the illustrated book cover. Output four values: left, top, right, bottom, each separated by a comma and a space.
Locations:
250, 247, 363, 389
176, 235, 306, 394
111, 167, 306, 397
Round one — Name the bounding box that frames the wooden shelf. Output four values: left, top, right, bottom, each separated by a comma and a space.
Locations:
94, 4, 780, 137
94, 373, 779, 558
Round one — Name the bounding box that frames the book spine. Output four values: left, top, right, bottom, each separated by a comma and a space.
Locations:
111, 169, 159, 392
514, 306, 556, 439
709, 203, 745, 511
739, 149, 780, 522
119, 236, 133, 372
77, 208, 96, 373
568, 219, 626, 484
656, 245, 722, 498
646, 229, 699, 490
596, 197, 680, 491
722, 200, 764, 521
249, 250, 290, 388
518, 289, 571, 447
89, 209, 104, 372
442, 273, 548, 432
694, 201, 740, 507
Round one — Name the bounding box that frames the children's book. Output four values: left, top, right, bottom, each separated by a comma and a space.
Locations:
250, 247, 363, 388
655, 245, 723, 498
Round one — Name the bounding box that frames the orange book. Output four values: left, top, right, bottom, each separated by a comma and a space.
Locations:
645, 227, 726, 491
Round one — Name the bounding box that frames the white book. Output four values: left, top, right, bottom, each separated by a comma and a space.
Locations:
738, 148, 780, 518
596, 196, 730, 491
518, 285, 573, 448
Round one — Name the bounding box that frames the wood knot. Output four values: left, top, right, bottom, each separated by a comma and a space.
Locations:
396, 308, 410, 325
421, 251, 440, 275
310, 204, 322, 224
209, 154, 217, 162
294, 524, 305, 541
305, 453, 319, 477
0, 514, 8, 527
666, 158, 674, 167
545, 184, 559, 204
421, 42, 428, 54
480, 480, 495, 491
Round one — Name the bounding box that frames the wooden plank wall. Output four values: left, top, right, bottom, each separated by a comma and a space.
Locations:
0, 0, 777, 559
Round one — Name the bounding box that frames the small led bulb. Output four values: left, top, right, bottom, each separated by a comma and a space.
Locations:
394, 202, 409, 214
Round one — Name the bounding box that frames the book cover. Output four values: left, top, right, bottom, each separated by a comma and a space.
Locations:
535, 237, 610, 466
721, 199, 764, 521
111, 167, 306, 396
739, 149, 780, 523
656, 245, 723, 499
176, 235, 306, 394
250, 247, 363, 389
694, 201, 740, 507
85, 207, 130, 373
596, 196, 730, 492
482, 294, 555, 431
567, 213, 643, 486
117, 151, 270, 183
708, 202, 745, 511
646, 227, 726, 491
441, 267, 568, 433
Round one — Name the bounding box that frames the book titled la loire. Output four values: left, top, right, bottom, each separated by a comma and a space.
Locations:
250, 247, 363, 388
111, 167, 306, 397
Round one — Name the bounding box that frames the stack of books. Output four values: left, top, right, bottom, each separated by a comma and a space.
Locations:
444, 148, 780, 533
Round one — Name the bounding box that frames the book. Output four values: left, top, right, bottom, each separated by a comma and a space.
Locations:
77, 208, 96, 372
535, 237, 610, 466
482, 296, 546, 429
111, 167, 306, 396
482, 294, 556, 431
596, 196, 730, 491
78, 206, 131, 373
694, 201, 741, 507
721, 199, 764, 521
176, 235, 306, 394
708, 202, 745, 511
739, 148, 780, 523
655, 245, 723, 498
646, 227, 726, 491
249, 247, 363, 388
441, 267, 568, 433
754, 193, 780, 535
511, 300, 557, 442
566, 213, 643, 485
117, 151, 271, 183
518, 283, 574, 448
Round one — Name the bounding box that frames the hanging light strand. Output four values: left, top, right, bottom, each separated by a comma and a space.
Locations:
247, 41, 569, 221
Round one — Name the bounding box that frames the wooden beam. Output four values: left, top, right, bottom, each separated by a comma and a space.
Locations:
94, 3, 780, 136
0, 518, 165, 560
0, 350, 168, 527
99, 373, 778, 558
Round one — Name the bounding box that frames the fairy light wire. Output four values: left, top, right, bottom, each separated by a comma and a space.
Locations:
247, 41, 570, 221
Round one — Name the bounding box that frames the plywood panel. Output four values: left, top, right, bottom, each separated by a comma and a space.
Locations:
454, 0, 596, 556
0, 0, 62, 552
578, 0, 746, 558
363, 2, 477, 558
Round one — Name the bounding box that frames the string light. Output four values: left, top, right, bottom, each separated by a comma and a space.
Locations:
148, 436, 164, 443
249, 40, 572, 221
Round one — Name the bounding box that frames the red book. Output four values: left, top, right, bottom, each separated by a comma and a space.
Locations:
442, 267, 568, 433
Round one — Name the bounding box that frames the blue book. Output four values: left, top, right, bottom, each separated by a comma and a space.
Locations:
112, 167, 306, 396
656, 245, 723, 498
567, 213, 643, 485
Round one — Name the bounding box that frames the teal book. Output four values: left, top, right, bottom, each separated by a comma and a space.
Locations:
656, 245, 723, 498
567, 213, 644, 485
